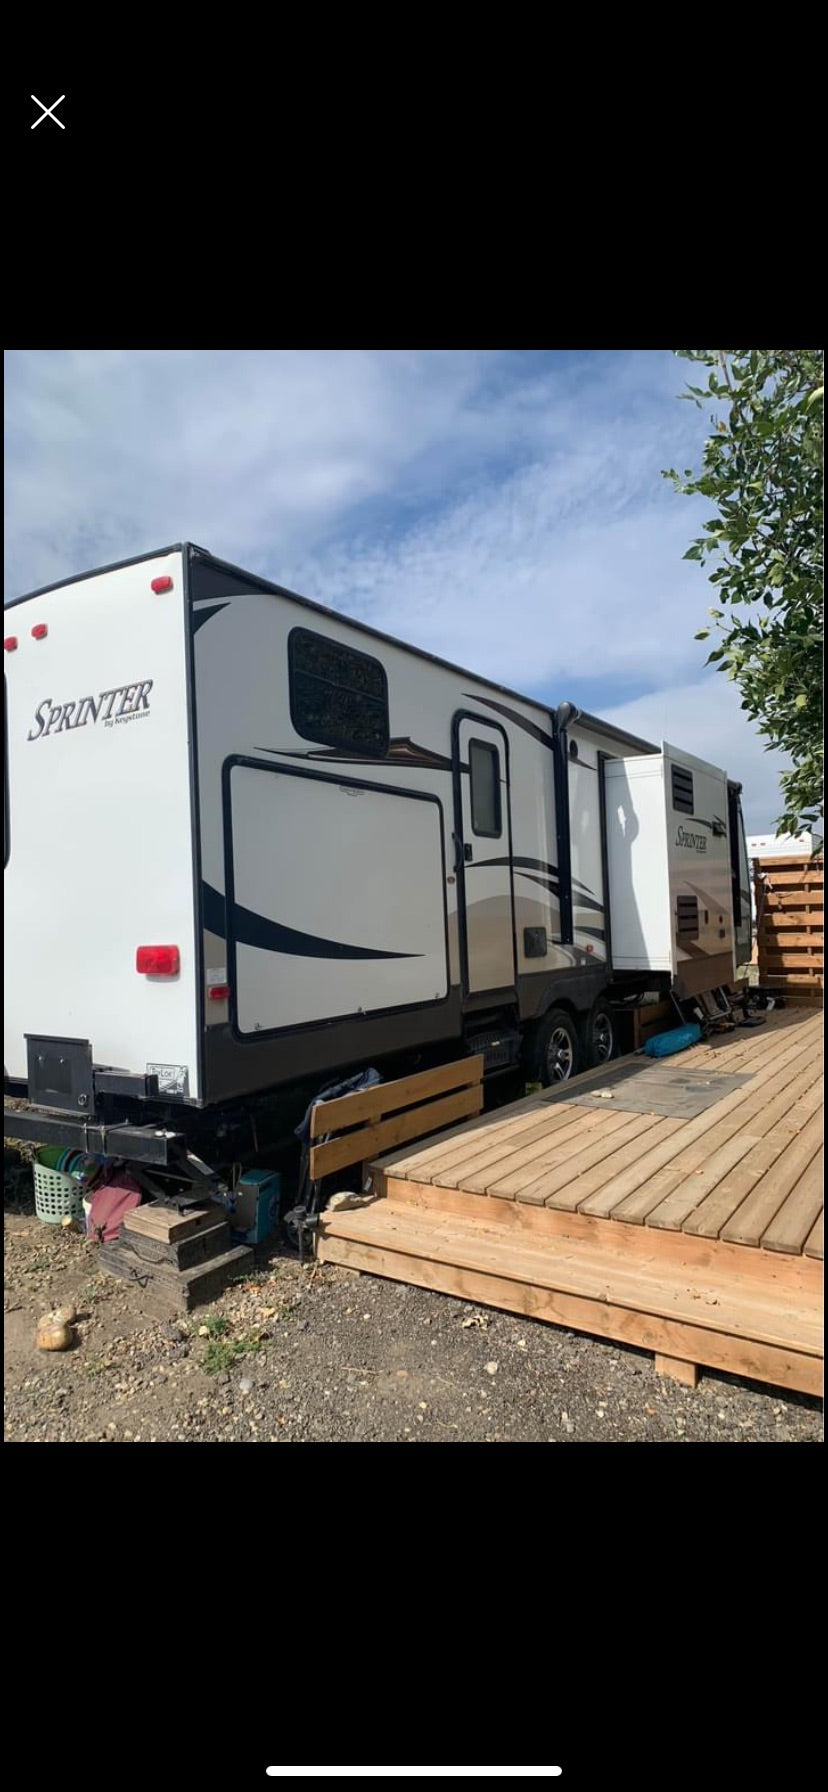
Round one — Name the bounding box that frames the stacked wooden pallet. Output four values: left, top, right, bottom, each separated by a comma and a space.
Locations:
754, 854, 824, 1004
100, 1202, 251, 1315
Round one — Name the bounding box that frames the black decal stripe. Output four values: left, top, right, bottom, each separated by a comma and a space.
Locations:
202, 881, 228, 942
570, 890, 605, 914
463, 693, 555, 750
202, 882, 420, 961
515, 871, 561, 898
192, 602, 231, 634
465, 862, 563, 902
575, 924, 606, 941
476, 854, 599, 905
253, 745, 454, 770
477, 854, 560, 879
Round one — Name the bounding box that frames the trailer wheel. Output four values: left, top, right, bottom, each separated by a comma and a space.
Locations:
585, 1000, 615, 1069
534, 1008, 581, 1085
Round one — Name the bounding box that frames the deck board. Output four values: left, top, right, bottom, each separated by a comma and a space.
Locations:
686, 1084, 823, 1244
728, 1130, 824, 1253
378, 1010, 823, 1256
627, 1060, 824, 1235
496, 1114, 664, 1205
568, 1028, 820, 1223
318, 1008, 823, 1395
804, 1210, 824, 1261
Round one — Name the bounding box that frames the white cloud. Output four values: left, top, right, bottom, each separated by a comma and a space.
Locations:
4, 347, 794, 831
3, 349, 492, 595
293, 461, 710, 691
600, 677, 792, 835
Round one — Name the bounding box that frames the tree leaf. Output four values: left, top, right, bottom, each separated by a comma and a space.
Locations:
664, 345, 823, 834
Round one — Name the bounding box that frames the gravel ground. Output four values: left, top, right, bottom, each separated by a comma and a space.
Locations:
4, 1167, 822, 1444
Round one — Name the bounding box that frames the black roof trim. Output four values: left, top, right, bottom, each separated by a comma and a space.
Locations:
186, 546, 559, 720
8, 541, 555, 723
5, 544, 666, 755
573, 707, 658, 756
4, 544, 188, 610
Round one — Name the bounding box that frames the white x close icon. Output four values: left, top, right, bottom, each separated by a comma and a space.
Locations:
31, 94, 66, 130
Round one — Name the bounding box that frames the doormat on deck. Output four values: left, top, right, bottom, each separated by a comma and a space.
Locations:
569, 1064, 752, 1120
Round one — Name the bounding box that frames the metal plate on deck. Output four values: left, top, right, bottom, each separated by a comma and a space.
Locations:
570, 1063, 752, 1119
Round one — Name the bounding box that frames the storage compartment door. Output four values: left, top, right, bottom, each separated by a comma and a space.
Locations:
227, 763, 449, 1035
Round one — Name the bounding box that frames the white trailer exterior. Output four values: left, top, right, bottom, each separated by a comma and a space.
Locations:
4, 551, 201, 1103
4, 544, 752, 1162
605, 746, 738, 987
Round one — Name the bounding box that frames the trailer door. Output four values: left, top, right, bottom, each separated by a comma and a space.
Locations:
453, 715, 516, 998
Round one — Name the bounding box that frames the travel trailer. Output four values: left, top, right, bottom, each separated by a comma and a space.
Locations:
3, 544, 752, 1187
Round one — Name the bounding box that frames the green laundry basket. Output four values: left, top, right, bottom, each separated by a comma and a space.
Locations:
34, 1152, 85, 1225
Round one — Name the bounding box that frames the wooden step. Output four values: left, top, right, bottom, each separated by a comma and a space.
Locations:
100, 1240, 252, 1314
123, 1202, 228, 1243
117, 1217, 232, 1271
316, 1198, 822, 1396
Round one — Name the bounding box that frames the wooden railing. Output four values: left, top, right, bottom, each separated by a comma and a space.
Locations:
753, 855, 824, 1005
309, 1056, 484, 1184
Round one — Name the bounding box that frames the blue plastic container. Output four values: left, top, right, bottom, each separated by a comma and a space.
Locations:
227, 1169, 280, 1245
643, 1023, 702, 1059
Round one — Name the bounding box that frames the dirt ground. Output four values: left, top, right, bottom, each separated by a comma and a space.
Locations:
4, 1177, 822, 1444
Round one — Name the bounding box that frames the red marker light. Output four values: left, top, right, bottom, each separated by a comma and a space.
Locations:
151, 575, 173, 593
31, 623, 48, 640
4, 637, 18, 652
136, 945, 180, 976
207, 983, 230, 1002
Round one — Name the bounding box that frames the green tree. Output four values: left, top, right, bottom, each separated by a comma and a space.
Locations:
665, 349, 823, 836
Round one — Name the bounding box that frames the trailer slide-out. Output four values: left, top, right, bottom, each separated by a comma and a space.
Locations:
3, 544, 752, 1199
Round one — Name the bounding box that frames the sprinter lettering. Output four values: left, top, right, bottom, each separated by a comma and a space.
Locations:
675, 825, 707, 852
27, 680, 153, 740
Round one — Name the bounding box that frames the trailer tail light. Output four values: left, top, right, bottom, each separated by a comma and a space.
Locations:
151, 575, 173, 593
207, 983, 230, 1001
4, 636, 18, 652
136, 945, 180, 976
31, 623, 48, 639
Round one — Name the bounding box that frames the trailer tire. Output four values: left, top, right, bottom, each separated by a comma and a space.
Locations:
584, 999, 616, 1069
533, 1007, 581, 1086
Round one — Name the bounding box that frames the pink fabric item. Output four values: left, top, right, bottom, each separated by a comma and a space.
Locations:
88, 1173, 142, 1242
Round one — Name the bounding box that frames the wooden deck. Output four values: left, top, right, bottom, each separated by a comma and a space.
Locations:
317, 1008, 824, 1395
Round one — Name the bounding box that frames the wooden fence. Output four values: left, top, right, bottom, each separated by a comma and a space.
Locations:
753, 854, 824, 1004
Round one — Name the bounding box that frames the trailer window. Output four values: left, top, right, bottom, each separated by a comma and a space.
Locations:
469, 739, 502, 836
671, 764, 695, 814
288, 627, 389, 756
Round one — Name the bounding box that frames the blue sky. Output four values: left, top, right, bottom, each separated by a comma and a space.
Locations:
4, 348, 791, 831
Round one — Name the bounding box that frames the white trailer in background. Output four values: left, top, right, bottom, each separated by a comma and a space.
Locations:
746, 833, 817, 923
3, 544, 752, 1189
